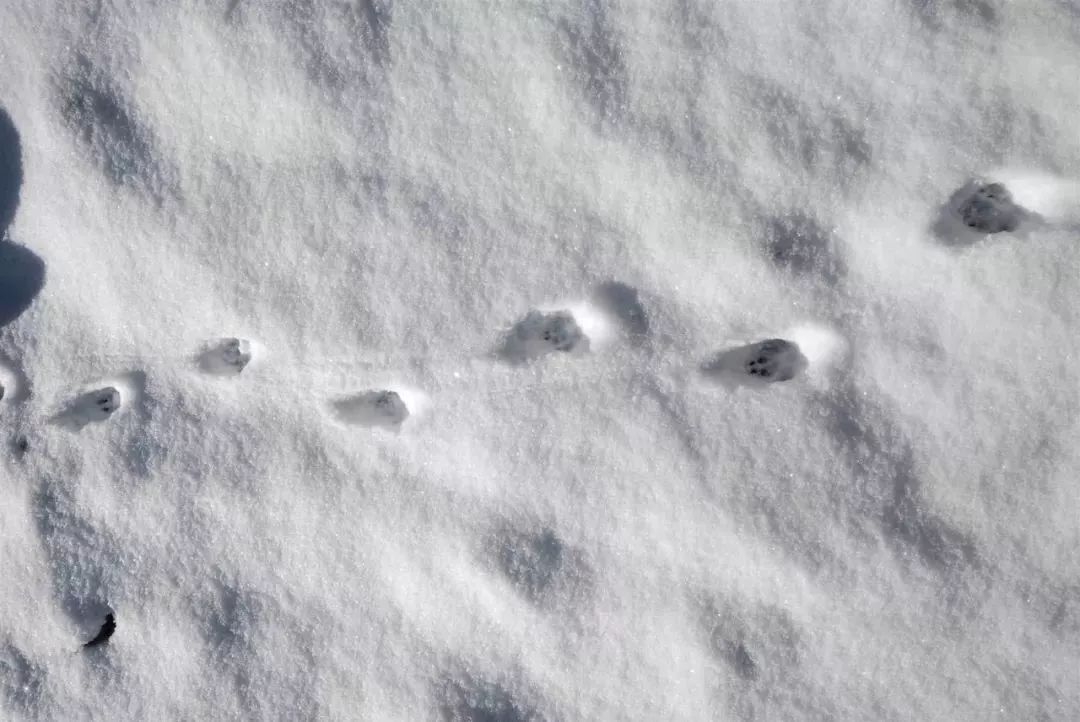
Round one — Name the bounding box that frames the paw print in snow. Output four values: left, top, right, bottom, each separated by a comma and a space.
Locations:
501, 310, 589, 363
86, 387, 121, 419
743, 339, 805, 381
957, 182, 1021, 233
199, 338, 253, 375
702, 338, 808, 387
333, 390, 410, 429
57, 386, 122, 429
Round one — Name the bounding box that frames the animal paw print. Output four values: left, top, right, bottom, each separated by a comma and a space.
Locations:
743, 340, 805, 382
957, 182, 1021, 233
199, 338, 253, 375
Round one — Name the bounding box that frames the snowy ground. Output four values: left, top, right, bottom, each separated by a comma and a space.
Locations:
2, 1, 1079, 720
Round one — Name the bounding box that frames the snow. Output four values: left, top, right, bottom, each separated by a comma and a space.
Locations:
1, 1, 1079, 720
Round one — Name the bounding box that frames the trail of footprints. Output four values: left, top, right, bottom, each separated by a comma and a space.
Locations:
24, 303, 815, 439
5, 176, 1028, 434
11, 177, 1025, 430
6, 179, 1024, 663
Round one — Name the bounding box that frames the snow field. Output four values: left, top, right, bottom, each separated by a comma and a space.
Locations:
1, 1, 1079, 720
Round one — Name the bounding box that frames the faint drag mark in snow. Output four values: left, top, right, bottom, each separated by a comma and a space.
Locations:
0, 107, 45, 331
55, 55, 176, 203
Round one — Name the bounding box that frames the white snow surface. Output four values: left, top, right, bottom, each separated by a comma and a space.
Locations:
1, 1, 1079, 720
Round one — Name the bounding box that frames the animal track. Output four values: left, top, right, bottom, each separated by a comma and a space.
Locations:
199, 338, 253, 375
500, 310, 589, 363
933, 179, 1031, 244
957, 181, 1022, 233
702, 339, 809, 386
333, 390, 410, 429
56, 386, 122, 429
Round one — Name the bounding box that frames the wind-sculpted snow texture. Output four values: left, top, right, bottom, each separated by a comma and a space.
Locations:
1, 1, 1079, 720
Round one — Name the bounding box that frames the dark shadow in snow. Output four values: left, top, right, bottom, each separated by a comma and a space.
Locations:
33, 479, 118, 639
819, 382, 983, 575
0, 107, 21, 231
0, 242, 45, 328
497, 528, 563, 603
764, 212, 846, 285
282, 0, 393, 92
592, 281, 649, 341
0, 643, 45, 710
489, 524, 591, 611
224, 0, 244, 21
555, 0, 628, 126
58, 55, 173, 202
910, 0, 1000, 30
359, 0, 393, 66
744, 78, 872, 185
0, 107, 45, 330
705, 596, 801, 684
439, 674, 544, 722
